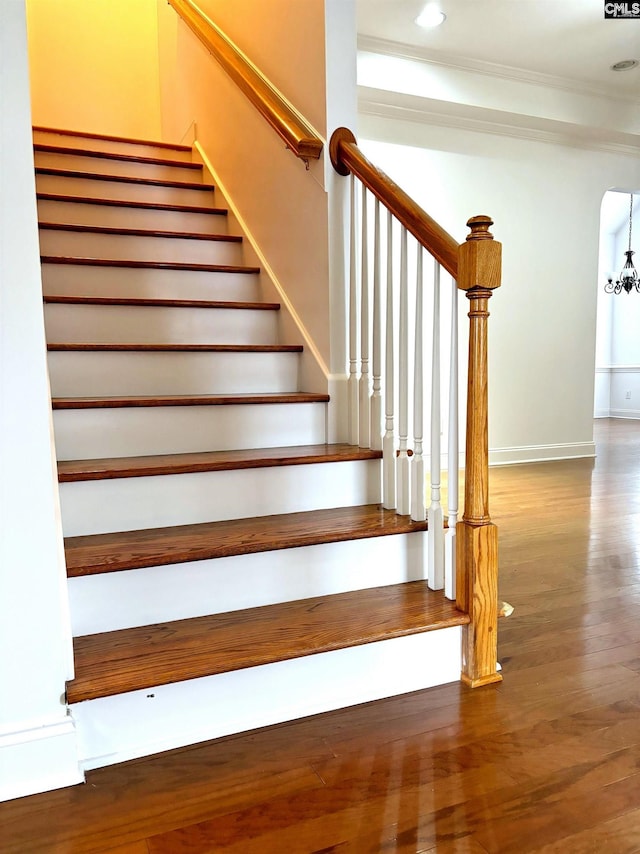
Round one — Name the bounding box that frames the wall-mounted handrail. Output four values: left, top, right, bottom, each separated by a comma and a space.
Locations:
168, 0, 323, 164
330, 127, 459, 277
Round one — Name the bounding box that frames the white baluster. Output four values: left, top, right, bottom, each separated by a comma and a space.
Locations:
397, 227, 410, 515
428, 261, 445, 590
370, 198, 382, 451
348, 175, 359, 445
383, 210, 396, 509
445, 276, 459, 600
359, 184, 370, 448
411, 246, 426, 523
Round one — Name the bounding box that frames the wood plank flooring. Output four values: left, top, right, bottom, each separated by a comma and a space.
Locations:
2, 418, 639, 853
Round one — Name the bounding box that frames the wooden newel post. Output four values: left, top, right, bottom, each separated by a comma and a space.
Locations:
456, 215, 502, 688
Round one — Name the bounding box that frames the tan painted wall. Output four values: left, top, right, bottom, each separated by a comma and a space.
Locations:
192, 0, 327, 137
157, 0, 332, 381
26, 0, 162, 139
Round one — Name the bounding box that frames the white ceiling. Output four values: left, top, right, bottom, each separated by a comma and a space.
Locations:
357, 0, 640, 96
356, 1, 639, 234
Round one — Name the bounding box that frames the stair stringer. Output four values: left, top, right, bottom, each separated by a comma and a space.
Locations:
71, 627, 462, 771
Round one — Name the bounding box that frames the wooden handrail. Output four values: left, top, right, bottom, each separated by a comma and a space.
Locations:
329, 127, 459, 278
331, 129, 503, 688
167, 0, 323, 164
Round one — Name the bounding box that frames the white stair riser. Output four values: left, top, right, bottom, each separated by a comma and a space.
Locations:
41, 263, 260, 302
44, 303, 279, 346
48, 350, 299, 397
69, 532, 426, 634
33, 131, 193, 162
37, 200, 230, 234
35, 151, 203, 183
38, 230, 243, 266
71, 628, 462, 771
36, 174, 216, 207
59, 459, 381, 535
53, 402, 327, 459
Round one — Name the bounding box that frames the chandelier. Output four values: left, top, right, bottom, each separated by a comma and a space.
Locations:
605, 194, 639, 294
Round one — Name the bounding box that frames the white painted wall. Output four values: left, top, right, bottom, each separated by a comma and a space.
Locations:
0, 0, 81, 801
357, 55, 640, 463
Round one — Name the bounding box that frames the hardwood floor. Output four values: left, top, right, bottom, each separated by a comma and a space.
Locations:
2, 418, 640, 853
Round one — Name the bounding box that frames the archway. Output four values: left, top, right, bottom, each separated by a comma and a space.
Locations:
595, 190, 640, 420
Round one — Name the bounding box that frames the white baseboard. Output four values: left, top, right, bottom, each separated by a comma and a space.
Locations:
0, 718, 82, 802
609, 409, 640, 420
489, 441, 596, 466
72, 628, 462, 771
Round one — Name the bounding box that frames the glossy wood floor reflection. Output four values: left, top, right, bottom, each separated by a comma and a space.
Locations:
2, 418, 640, 853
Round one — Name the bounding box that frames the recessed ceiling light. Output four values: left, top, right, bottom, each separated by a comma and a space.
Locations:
416, 3, 446, 28
610, 59, 639, 71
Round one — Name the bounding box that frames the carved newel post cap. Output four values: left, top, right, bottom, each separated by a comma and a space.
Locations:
458, 214, 502, 292
466, 216, 494, 241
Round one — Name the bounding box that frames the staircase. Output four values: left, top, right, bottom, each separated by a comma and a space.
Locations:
35, 126, 468, 770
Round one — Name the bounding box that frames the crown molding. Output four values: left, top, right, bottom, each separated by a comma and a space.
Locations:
357, 34, 640, 107
358, 87, 640, 157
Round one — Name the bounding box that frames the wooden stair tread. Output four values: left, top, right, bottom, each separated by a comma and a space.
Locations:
33, 125, 192, 152
52, 392, 330, 409
34, 143, 202, 170
37, 193, 228, 216
35, 167, 213, 192
39, 222, 241, 242
40, 257, 259, 274
47, 343, 302, 352
64, 503, 419, 575
44, 295, 279, 311
59, 443, 381, 483
68, 580, 468, 701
